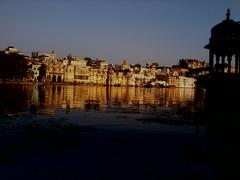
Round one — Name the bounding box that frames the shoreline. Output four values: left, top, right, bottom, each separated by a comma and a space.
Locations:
0, 80, 195, 88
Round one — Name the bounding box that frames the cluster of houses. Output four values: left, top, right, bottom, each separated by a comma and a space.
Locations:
0, 46, 208, 88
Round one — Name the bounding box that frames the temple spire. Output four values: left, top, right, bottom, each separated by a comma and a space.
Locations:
226, 8, 231, 20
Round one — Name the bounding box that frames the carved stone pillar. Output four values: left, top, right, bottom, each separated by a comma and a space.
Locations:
209, 51, 214, 74
216, 55, 220, 73
227, 55, 232, 73
235, 54, 239, 73
238, 54, 240, 74
216, 55, 220, 64
221, 56, 225, 73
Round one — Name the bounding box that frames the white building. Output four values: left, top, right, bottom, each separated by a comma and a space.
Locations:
3, 46, 23, 55
32, 64, 41, 81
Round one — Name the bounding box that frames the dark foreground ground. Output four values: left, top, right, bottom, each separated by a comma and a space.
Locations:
0, 124, 211, 180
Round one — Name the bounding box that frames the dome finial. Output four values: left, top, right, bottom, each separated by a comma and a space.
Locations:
226, 8, 231, 20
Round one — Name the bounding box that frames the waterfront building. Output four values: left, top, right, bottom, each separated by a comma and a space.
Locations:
0, 46, 198, 88
69, 58, 90, 83
121, 60, 130, 70
97, 60, 109, 69
178, 59, 207, 69
32, 63, 41, 81
74, 65, 90, 83
107, 67, 127, 86
171, 66, 188, 76
1, 46, 23, 55
63, 64, 75, 82
168, 76, 196, 88
46, 61, 64, 82
32, 50, 58, 63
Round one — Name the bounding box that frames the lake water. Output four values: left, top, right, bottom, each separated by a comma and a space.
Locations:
0, 84, 237, 179
0, 85, 204, 133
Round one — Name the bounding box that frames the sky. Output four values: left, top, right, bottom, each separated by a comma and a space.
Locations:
0, 0, 240, 66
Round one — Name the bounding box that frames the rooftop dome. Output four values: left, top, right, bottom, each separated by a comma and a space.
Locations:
205, 9, 240, 53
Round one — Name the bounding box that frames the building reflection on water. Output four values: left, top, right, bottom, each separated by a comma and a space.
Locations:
38, 85, 197, 113
0, 84, 200, 117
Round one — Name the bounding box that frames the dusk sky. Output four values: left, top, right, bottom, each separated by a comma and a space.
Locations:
1, 0, 240, 66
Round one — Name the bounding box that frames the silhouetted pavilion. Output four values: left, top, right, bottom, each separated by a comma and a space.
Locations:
205, 9, 240, 74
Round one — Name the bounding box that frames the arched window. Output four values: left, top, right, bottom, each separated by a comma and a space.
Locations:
57, 76, 62, 82
52, 75, 56, 82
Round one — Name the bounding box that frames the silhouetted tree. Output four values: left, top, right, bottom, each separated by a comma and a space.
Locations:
152, 63, 159, 67
0, 53, 28, 79
84, 57, 94, 66
84, 57, 92, 61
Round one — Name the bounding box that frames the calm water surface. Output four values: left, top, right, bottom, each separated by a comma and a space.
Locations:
0, 84, 205, 134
